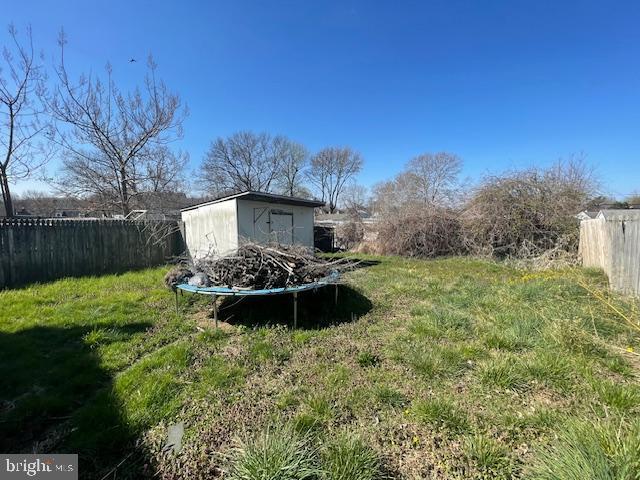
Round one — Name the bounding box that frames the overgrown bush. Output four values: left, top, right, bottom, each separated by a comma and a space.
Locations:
462, 160, 596, 257
376, 206, 465, 258
335, 219, 365, 251
371, 157, 596, 260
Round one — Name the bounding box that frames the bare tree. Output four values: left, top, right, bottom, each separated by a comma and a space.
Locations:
405, 152, 461, 205
0, 24, 50, 217
307, 146, 363, 213
199, 132, 311, 197
274, 137, 309, 197
625, 193, 640, 206
368, 151, 464, 257
372, 151, 462, 217
47, 33, 187, 215
199, 131, 279, 196
341, 182, 369, 214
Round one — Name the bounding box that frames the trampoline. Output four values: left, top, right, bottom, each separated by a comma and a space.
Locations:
174, 272, 340, 328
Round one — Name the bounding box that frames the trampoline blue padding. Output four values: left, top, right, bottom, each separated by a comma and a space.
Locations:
176, 272, 340, 297
173, 272, 340, 328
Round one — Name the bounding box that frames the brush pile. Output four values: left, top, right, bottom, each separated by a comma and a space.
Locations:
165, 243, 355, 290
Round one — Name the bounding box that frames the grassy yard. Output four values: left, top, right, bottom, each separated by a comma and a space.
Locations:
1, 256, 639, 479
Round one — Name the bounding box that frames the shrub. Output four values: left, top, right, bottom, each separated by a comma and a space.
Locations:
375, 206, 465, 258
335, 219, 365, 251
462, 159, 596, 257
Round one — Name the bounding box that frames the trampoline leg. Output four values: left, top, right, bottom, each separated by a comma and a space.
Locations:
293, 292, 298, 329
212, 295, 218, 328
334, 284, 338, 306
174, 289, 179, 316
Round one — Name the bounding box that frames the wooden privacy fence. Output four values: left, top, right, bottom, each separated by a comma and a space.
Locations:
0, 218, 184, 289
579, 210, 640, 297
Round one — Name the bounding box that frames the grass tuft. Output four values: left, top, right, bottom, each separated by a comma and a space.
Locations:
412, 395, 470, 433
480, 357, 529, 391
402, 342, 480, 379
357, 351, 380, 367
463, 434, 513, 479
527, 418, 640, 480
592, 379, 640, 413
374, 386, 407, 409
228, 424, 320, 480
321, 434, 382, 480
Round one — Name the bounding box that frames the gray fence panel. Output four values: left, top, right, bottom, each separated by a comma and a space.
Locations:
579, 216, 640, 296
0, 218, 184, 289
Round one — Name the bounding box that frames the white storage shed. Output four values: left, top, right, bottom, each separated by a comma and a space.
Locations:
181, 191, 324, 259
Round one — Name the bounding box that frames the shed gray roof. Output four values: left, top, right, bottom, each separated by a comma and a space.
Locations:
181, 191, 325, 212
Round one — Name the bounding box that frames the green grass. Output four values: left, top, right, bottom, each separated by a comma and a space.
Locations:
357, 351, 380, 367
228, 425, 320, 480
1, 256, 639, 479
412, 394, 470, 433
321, 434, 382, 480
463, 434, 514, 479
527, 417, 640, 480
227, 427, 382, 480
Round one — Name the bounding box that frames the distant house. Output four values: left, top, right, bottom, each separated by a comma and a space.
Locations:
181, 191, 324, 259
315, 212, 376, 226
15, 208, 34, 217
53, 209, 83, 218
576, 211, 599, 221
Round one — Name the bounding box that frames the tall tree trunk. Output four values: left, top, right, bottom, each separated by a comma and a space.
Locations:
3, 103, 15, 218
0, 170, 14, 218
120, 166, 130, 215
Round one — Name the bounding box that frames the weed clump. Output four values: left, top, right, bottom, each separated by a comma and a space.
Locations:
527, 418, 640, 480
357, 351, 380, 367
412, 395, 470, 433
463, 434, 514, 479
228, 425, 320, 480
321, 434, 383, 480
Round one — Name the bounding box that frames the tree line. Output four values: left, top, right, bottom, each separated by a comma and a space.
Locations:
0, 25, 362, 217
2, 22, 635, 259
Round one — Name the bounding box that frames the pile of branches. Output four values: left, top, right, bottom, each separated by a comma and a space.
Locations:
165, 243, 354, 290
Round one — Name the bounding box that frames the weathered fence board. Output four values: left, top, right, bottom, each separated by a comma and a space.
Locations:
0, 218, 184, 289
579, 211, 640, 296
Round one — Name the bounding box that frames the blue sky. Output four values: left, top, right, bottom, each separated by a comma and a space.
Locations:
6, 0, 640, 198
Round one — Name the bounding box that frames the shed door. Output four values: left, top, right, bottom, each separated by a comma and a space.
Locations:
270, 211, 293, 244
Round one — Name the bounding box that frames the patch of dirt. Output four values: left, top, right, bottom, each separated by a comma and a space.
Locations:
191, 310, 236, 333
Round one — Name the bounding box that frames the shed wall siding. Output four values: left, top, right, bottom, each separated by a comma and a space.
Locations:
236, 199, 315, 248
181, 199, 238, 259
